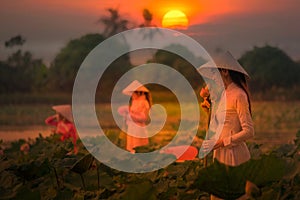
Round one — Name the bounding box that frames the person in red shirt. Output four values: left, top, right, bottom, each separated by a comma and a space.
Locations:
45, 105, 78, 154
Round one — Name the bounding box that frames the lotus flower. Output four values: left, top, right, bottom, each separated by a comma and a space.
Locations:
200, 85, 210, 98
20, 143, 30, 154
200, 85, 211, 113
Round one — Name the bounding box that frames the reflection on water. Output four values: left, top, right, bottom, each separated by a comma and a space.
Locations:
0, 126, 53, 141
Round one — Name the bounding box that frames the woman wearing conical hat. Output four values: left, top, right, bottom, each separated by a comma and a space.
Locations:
198, 51, 255, 199
45, 104, 78, 154
199, 51, 254, 166
118, 80, 152, 153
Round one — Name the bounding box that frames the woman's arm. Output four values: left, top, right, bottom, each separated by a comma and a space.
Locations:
118, 105, 129, 117
130, 111, 149, 123
129, 101, 150, 123
223, 92, 254, 147
45, 115, 58, 126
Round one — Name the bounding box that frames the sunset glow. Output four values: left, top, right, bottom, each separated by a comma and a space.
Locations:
1, 0, 300, 62
162, 10, 189, 29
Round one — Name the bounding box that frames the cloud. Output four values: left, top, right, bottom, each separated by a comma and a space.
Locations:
183, 10, 300, 60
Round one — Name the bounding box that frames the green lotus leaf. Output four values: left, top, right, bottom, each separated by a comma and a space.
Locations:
70, 153, 94, 174
119, 180, 156, 200
193, 155, 288, 199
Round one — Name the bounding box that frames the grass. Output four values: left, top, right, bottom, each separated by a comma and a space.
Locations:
1, 98, 300, 149
251, 101, 300, 142
1, 100, 299, 129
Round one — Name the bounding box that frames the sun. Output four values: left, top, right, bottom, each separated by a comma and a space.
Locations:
162, 10, 189, 29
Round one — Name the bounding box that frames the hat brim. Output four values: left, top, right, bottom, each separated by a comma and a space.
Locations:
52, 105, 73, 123
122, 80, 149, 96
198, 51, 250, 79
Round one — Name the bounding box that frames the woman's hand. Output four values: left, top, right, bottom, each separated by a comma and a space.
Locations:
201, 139, 216, 152
202, 138, 224, 152
213, 139, 224, 150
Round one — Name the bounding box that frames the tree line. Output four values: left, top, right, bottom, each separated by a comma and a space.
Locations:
1, 9, 300, 100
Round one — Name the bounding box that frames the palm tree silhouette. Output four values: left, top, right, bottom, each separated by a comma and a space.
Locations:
98, 8, 129, 37
139, 9, 154, 27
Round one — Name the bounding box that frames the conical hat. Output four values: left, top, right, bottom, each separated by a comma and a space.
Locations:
122, 80, 149, 96
198, 51, 250, 78
52, 104, 73, 122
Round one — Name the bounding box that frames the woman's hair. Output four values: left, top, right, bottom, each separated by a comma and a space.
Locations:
57, 113, 70, 122
228, 70, 252, 114
145, 92, 152, 107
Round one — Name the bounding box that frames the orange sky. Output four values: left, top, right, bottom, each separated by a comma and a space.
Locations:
1, 0, 300, 63
8, 0, 291, 26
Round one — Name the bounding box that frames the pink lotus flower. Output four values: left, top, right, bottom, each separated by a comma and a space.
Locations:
200, 86, 210, 98
201, 100, 211, 109
45, 114, 78, 155
200, 85, 211, 113
20, 143, 30, 154
0, 149, 4, 156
